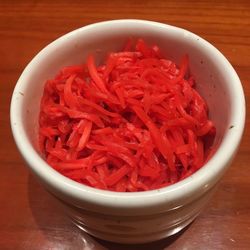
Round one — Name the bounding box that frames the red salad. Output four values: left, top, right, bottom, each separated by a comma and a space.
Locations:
39, 39, 216, 192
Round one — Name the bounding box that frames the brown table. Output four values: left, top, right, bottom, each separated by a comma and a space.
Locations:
1, 1, 250, 249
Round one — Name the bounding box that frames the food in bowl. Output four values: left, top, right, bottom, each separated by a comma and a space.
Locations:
39, 38, 216, 192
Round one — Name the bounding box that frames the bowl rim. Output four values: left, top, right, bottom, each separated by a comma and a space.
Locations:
10, 19, 246, 210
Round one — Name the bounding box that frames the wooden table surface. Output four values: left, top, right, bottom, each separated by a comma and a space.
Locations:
1, 1, 250, 249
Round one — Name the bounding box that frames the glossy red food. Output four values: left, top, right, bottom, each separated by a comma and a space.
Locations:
39, 39, 215, 192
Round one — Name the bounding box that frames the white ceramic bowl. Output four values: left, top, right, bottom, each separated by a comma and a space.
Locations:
10, 20, 245, 244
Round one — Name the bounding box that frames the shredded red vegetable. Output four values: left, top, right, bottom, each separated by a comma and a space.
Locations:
39, 39, 216, 192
